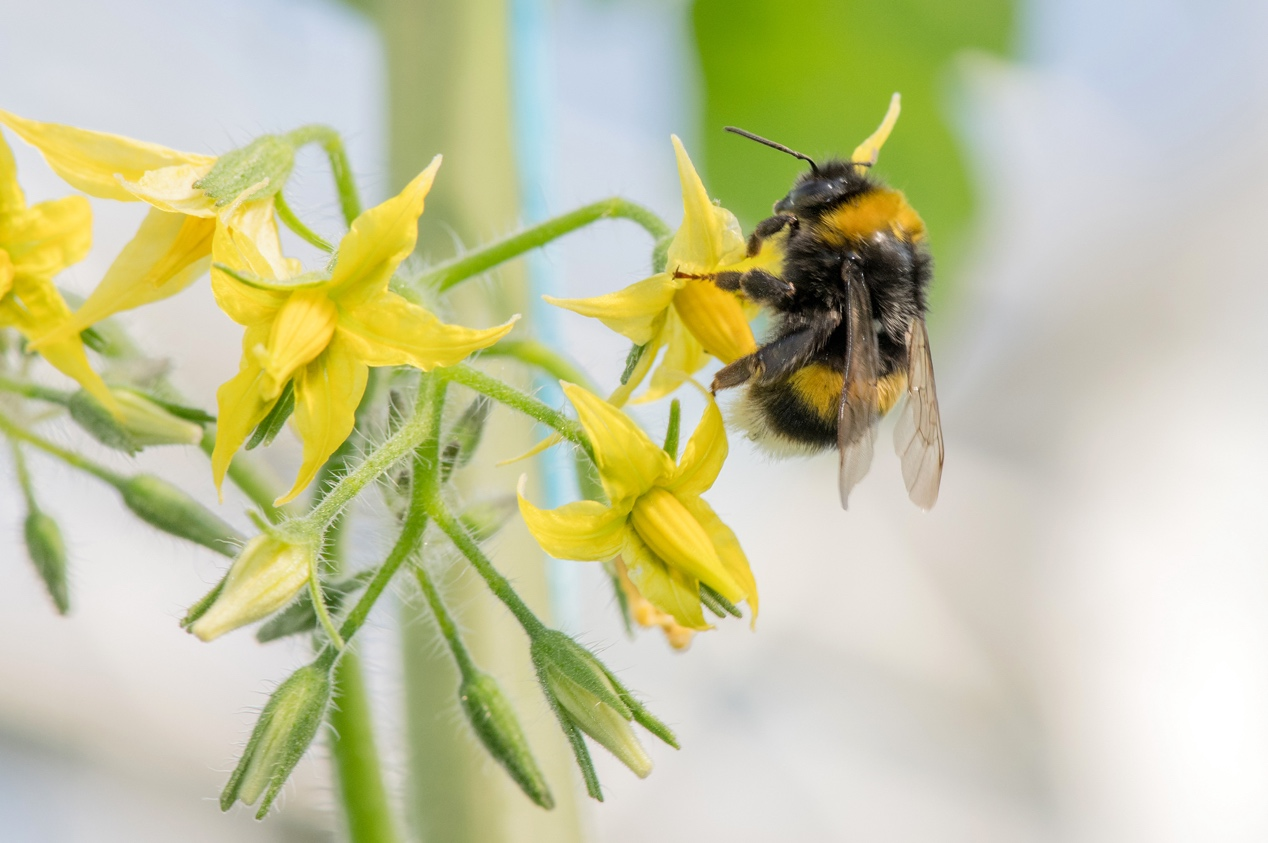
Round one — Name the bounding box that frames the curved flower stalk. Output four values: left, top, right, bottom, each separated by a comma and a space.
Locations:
519, 383, 756, 630
0, 132, 113, 408
0, 110, 292, 345
547, 136, 771, 405
210, 156, 517, 504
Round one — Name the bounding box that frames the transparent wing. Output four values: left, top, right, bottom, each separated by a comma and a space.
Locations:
893, 317, 944, 509
838, 274, 879, 509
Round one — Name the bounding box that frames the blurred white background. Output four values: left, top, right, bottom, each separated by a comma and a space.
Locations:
3, 0, 1268, 841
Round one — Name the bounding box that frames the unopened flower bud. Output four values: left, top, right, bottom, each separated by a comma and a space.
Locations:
24, 510, 69, 614
69, 388, 205, 454
531, 630, 651, 778
459, 671, 554, 808
221, 663, 331, 818
194, 134, 294, 207
119, 474, 243, 554
189, 534, 314, 642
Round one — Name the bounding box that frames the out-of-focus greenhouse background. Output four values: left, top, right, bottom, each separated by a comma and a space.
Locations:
3, 0, 1268, 840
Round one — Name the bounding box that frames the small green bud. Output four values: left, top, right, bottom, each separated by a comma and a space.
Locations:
24, 510, 69, 614
119, 475, 244, 554
460, 671, 554, 809
194, 134, 294, 207
440, 395, 492, 482
255, 570, 369, 643
531, 630, 651, 778
69, 388, 205, 454
457, 496, 517, 543
189, 534, 314, 642
221, 663, 331, 818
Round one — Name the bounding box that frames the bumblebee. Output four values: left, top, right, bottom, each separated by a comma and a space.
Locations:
684, 96, 944, 509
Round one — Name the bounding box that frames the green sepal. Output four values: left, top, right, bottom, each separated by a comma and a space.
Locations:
530, 630, 629, 717
662, 399, 681, 460
620, 343, 647, 386
699, 582, 742, 619
439, 395, 492, 482
459, 671, 555, 809
119, 475, 244, 556
246, 380, 295, 450
68, 389, 139, 455
193, 134, 294, 207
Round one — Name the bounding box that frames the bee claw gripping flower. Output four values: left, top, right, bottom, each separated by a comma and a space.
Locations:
519, 383, 757, 630
0, 110, 295, 346
0, 129, 112, 406
211, 156, 517, 504
546, 136, 766, 405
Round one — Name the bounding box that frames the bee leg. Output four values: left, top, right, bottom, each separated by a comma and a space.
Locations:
711, 323, 835, 393
747, 213, 797, 257
713, 268, 795, 305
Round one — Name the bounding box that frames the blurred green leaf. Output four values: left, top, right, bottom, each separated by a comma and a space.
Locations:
692, 0, 1015, 306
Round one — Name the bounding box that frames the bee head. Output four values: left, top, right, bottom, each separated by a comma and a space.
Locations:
774, 160, 873, 215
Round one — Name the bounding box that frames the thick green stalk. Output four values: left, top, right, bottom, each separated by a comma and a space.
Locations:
0, 375, 72, 406
328, 651, 400, 843
418, 197, 671, 292
285, 124, 363, 225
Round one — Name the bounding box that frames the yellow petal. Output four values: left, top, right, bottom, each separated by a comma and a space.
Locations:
672, 277, 756, 364
280, 337, 369, 504
3, 274, 114, 408
561, 382, 671, 503
517, 479, 627, 561
679, 495, 758, 622
209, 219, 287, 326
0, 110, 214, 202
338, 291, 516, 371
620, 531, 709, 631
544, 272, 681, 346
0, 133, 25, 217
211, 326, 276, 498
851, 92, 902, 167
31, 209, 213, 349
228, 198, 298, 278
629, 487, 741, 602
0, 250, 12, 298
117, 163, 217, 216
665, 135, 746, 273
636, 309, 706, 404
259, 289, 338, 399
666, 394, 728, 496
0, 195, 91, 280
327, 157, 441, 308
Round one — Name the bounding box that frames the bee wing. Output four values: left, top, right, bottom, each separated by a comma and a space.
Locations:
838, 274, 879, 509
893, 317, 944, 509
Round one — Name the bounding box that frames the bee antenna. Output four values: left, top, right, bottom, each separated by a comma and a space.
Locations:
725, 126, 819, 173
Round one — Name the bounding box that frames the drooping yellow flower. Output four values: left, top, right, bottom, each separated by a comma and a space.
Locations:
211, 156, 516, 504
546, 136, 768, 405
0, 131, 113, 407
0, 110, 290, 346
519, 383, 756, 630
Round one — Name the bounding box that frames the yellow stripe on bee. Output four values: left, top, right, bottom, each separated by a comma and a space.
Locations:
789, 364, 907, 421
815, 188, 927, 246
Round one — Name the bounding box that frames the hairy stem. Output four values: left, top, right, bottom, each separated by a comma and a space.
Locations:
419, 198, 671, 292
275, 190, 334, 252
438, 364, 591, 459
482, 340, 598, 393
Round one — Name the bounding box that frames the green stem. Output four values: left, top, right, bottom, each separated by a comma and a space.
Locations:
0, 375, 72, 406
275, 190, 334, 252
482, 340, 598, 393
419, 198, 671, 292
425, 494, 547, 639
328, 651, 401, 843
411, 562, 476, 676
438, 364, 591, 459
198, 432, 287, 522
0, 412, 125, 486
309, 550, 346, 650
285, 124, 362, 226
10, 441, 37, 512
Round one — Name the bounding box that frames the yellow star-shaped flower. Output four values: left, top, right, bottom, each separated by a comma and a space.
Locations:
0, 131, 112, 407
518, 383, 756, 630
211, 156, 516, 504
546, 136, 770, 405
0, 110, 288, 346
